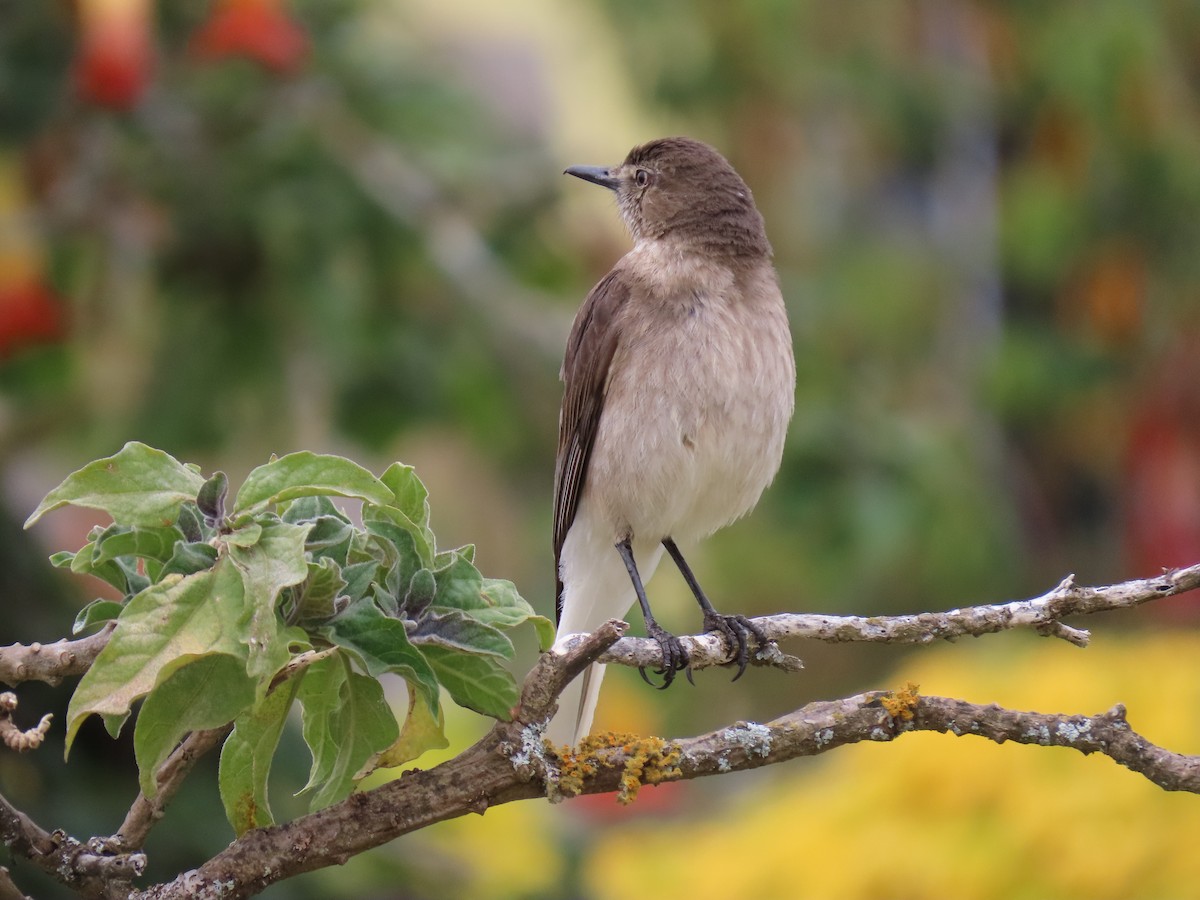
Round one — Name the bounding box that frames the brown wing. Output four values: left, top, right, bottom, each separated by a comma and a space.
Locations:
553, 268, 631, 621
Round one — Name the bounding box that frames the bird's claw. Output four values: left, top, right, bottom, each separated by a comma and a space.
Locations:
638, 622, 693, 689
703, 612, 769, 681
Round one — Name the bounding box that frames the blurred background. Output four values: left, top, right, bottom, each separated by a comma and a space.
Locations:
2, 1, 1200, 897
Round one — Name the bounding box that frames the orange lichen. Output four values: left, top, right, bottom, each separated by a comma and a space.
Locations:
546, 732, 682, 805
880, 682, 921, 722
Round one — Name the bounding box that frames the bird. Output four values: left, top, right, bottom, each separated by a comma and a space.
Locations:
546, 137, 796, 747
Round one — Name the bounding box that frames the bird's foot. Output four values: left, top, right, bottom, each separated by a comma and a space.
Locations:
703, 612, 769, 681
638, 621, 693, 689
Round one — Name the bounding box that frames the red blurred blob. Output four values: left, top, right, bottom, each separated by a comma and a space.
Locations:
190, 0, 309, 74
73, 0, 155, 109
0, 279, 68, 359
569, 779, 684, 823
1124, 333, 1200, 619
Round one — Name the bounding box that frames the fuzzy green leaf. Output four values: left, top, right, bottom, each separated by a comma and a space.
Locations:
476, 579, 555, 651
420, 645, 517, 720
325, 599, 439, 713
296, 655, 398, 811
219, 674, 302, 835
409, 609, 514, 659
134, 654, 255, 798
196, 471, 229, 523
72, 599, 124, 635
160, 540, 219, 579
293, 557, 346, 623
25, 442, 205, 529
232, 452, 391, 515
91, 525, 186, 567
64, 559, 249, 751
430, 548, 487, 611
375, 688, 448, 770
378, 463, 431, 530
227, 521, 311, 682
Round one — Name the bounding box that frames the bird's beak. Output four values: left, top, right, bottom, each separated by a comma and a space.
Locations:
564, 165, 620, 191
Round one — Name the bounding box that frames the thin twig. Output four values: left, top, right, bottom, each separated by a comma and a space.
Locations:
565, 563, 1200, 673
0, 693, 52, 752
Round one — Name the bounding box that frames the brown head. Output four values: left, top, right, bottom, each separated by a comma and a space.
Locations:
564, 137, 771, 259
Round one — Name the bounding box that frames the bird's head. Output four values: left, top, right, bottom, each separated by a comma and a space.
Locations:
564, 136, 771, 258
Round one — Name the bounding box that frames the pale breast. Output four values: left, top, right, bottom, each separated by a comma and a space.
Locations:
584, 251, 795, 543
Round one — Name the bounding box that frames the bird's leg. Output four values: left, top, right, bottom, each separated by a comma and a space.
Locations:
662, 537, 768, 681
615, 537, 692, 688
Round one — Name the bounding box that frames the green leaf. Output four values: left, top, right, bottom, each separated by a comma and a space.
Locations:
420, 645, 517, 720
196, 471, 229, 524
134, 654, 255, 798
364, 516, 432, 578
160, 541, 219, 579
227, 521, 311, 682
303, 515, 355, 548
477, 579, 555, 650
64, 559, 250, 751
325, 599, 439, 713
219, 675, 301, 835
282, 495, 352, 526
68, 541, 130, 594
176, 503, 205, 543
232, 452, 391, 515
406, 568, 437, 611
297, 655, 399, 811
25, 442, 206, 529
293, 558, 346, 623
409, 609, 514, 659
375, 688, 448, 770
430, 548, 487, 611
379, 463, 431, 530
91, 525, 185, 567
222, 522, 263, 548
340, 560, 380, 607
72, 599, 124, 635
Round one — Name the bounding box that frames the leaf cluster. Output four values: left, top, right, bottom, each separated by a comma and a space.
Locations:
25, 442, 552, 836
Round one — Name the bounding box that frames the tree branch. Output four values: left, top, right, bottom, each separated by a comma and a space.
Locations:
568, 563, 1200, 672
0, 624, 115, 687
10, 565, 1200, 899
0, 866, 33, 900
130, 623, 630, 900
131, 647, 1200, 899
0, 790, 145, 899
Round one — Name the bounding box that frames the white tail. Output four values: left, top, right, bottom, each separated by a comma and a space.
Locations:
544, 661, 605, 748
545, 526, 665, 747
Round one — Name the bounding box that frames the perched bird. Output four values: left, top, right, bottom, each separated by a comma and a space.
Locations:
547, 137, 796, 746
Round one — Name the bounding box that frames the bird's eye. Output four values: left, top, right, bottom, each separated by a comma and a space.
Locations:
635, 169, 650, 187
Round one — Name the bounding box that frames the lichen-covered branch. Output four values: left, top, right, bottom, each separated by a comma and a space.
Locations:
4, 565, 1200, 899
0, 624, 115, 687
131, 616, 1200, 900
0, 790, 146, 899
568, 563, 1200, 673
